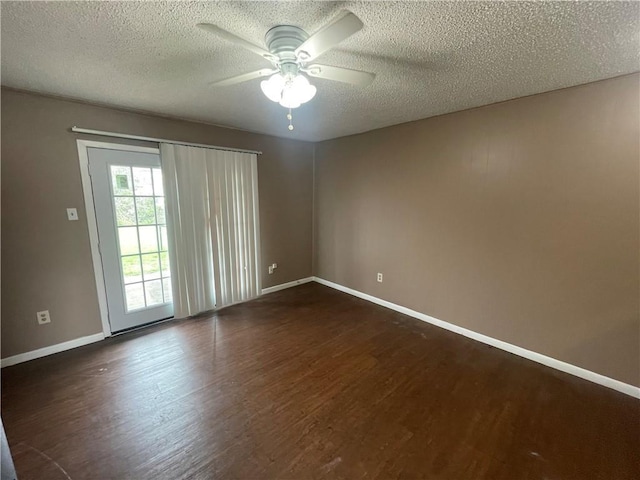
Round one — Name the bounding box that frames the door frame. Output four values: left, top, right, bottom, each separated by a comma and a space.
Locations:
77, 139, 160, 337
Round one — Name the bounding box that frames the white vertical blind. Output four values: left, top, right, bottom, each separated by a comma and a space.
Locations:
161, 144, 260, 318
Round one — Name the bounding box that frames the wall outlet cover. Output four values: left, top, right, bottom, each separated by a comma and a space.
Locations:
37, 310, 51, 325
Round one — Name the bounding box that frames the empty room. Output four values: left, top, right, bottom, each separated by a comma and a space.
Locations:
1, 1, 638, 479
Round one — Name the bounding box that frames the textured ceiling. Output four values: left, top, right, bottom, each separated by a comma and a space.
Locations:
2, 1, 639, 142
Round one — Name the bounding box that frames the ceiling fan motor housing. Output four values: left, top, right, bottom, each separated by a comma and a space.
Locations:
265, 25, 309, 75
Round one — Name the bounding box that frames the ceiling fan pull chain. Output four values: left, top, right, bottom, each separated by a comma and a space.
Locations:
287, 109, 294, 131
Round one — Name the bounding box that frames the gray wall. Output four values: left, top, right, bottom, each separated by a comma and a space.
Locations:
314, 74, 640, 387
1, 88, 314, 358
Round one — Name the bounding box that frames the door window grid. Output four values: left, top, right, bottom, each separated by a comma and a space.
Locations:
111, 165, 171, 311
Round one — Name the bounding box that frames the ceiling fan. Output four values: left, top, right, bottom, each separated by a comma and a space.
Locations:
197, 10, 375, 130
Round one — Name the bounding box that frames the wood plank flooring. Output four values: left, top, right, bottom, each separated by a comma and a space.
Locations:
2, 283, 638, 479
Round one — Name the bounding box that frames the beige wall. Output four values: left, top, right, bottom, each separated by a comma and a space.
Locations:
1, 88, 313, 358
314, 74, 640, 387
3, 74, 639, 388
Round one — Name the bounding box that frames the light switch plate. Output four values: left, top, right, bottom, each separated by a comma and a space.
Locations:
67, 208, 79, 221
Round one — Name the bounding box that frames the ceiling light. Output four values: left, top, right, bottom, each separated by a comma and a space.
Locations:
199, 13, 375, 132
260, 73, 316, 109
260, 73, 285, 102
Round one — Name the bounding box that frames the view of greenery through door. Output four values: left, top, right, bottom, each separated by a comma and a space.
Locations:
110, 165, 172, 311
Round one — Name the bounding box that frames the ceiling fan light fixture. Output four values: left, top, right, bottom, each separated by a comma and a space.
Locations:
261, 72, 317, 109
199, 11, 373, 130
260, 73, 285, 102
199, 11, 374, 130
291, 75, 317, 104
278, 84, 299, 108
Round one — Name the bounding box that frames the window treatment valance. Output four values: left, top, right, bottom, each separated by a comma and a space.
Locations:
161, 144, 261, 318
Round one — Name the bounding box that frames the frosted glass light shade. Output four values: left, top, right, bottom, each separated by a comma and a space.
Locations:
291, 75, 317, 104
279, 87, 302, 109
260, 74, 285, 103
260, 73, 316, 109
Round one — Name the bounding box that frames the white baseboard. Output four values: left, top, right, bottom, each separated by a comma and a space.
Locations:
312, 277, 640, 399
262, 277, 314, 295
4, 280, 637, 398
1, 333, 105, 368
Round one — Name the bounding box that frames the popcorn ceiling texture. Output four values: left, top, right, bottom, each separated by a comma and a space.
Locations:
1, 1, 638, 141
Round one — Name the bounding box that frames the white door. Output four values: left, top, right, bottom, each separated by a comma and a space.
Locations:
88, 147, 173, 332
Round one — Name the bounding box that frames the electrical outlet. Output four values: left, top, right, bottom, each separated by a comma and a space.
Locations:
268, 266, 274, 274
37, 310, 51, 325
272, 263, 278, 269
377, 273, 383, 283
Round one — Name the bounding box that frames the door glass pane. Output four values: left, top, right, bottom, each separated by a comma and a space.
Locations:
141, 253, 161, 280
160, 252, 170, 277
162, 278, 173, 303
135, 197, 156, 225
122, 255, 142, 284
118, 227, 139, 255
155, 197, 166, 224
112, 164, 171, 313
111, 166, 133, 196
145, 280, 164, 306
138, 226, 158, 253
158, 226, 168, 251
152, 168, 164, 196
125, 283, 145, 310
114, 197, 136, 226
132, 167, 153, 195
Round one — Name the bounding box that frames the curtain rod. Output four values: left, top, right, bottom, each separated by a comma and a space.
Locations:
71, 127, 263, 155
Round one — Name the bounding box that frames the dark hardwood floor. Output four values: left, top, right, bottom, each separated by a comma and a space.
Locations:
1, 283, 638, 479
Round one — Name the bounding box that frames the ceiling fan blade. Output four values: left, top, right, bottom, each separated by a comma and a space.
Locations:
303, 64, 375, 87
197, 23, 276, 62
295, 11, 363, 62
211, 68, 278, 87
